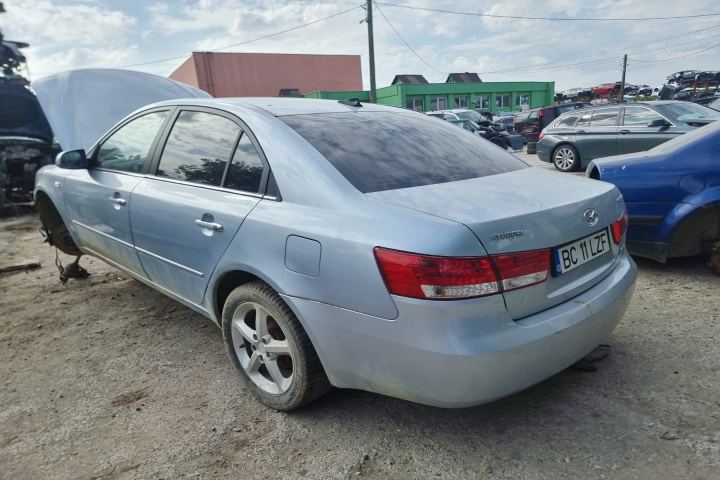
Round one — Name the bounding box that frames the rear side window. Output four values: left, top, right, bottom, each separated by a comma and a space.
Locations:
514, 112, 530, 123
553, 114, 581, 127
622, 107, 665, 126
590, 108, 620, 126
156, 111, 240, 186
576, 111, 593, 126
280, 112, 528, 193
224, 134, 265, 193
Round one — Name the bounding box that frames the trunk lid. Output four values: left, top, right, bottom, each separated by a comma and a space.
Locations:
367, 167, 626, 319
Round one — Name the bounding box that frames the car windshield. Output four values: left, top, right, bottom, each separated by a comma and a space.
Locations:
655, 102, 720, 123
280, 111, 528, 193
652, 117, 720, 153
453, 110, 484, 122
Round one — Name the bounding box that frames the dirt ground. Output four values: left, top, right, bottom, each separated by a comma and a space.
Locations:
1, 210, 719, 480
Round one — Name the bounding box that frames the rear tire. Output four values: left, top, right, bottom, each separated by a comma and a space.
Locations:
553, 145, 581, 172
490, 137, 508, 149
222, 281, 331, 410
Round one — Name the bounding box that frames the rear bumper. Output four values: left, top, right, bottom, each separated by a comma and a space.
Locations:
284, 252, 637, 408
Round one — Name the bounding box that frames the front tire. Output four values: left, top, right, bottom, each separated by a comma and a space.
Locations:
222, 281, 330, 410
553, 145, 581, 172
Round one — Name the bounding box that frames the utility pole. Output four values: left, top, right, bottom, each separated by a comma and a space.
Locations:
366, 0, 377, 103
619, 54, 627, 103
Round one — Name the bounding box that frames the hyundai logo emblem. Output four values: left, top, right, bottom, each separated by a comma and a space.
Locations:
583, 208, 599, 226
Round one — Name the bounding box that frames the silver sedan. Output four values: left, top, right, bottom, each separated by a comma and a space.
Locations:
35, 96, 636, 410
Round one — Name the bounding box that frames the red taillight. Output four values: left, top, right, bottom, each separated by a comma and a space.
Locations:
374, 248, 549, 300
492, 250, 550, 291
539, 132, 545, 140
538, 110, 543, 116
611, 208, 628, 244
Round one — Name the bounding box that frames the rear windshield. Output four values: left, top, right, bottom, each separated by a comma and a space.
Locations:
0, 93, 41, 129
280, 111, 528, 193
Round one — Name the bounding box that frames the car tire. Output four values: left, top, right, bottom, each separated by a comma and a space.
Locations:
490, 137, 508, 149
552, 145, 581, 172
526, 142, 537, 154
222, 280, 331, 410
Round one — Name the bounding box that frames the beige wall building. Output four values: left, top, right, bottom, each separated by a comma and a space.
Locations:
169, 52, 363, 97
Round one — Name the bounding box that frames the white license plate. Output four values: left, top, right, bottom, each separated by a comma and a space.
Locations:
554, 228, 610, 276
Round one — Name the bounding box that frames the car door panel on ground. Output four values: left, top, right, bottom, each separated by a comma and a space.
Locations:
617, 106, 680, 153
574, 107, 620, 160
63, 110, 170, 277
129, 109, 267, 305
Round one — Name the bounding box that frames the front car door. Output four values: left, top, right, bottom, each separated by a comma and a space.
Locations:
62, 109, 171, 277
129, 108, 267, 305
617, 106, 680, 153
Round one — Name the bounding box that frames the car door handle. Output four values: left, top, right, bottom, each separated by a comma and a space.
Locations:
576, 130, 586, 134
194, 219, 223, 232
108, 197, 127, 206
619, 130, 631, 134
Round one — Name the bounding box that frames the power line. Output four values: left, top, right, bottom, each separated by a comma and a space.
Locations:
375, 2, 720, 21
374, 2, 446, 75
630, 41, 720, 62
475, 23, 720, 75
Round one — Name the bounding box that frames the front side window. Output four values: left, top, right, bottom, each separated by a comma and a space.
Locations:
280, 111, 528, 193
496, 95, 510, 108
406, 97, 423, 112
96, 111, 168, 172
156, 111, 240, 186
430, 97, 447, 111
225, 134, 265, 193
622, 107, 665, 126
589, 108, 620, 126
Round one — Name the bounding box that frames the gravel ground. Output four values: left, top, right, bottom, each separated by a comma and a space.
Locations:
1, 160, 719, 479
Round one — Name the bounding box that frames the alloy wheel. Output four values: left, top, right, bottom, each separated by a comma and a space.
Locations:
230, 302, 294, 395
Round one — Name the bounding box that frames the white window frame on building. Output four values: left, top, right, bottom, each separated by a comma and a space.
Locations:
516, 93, 530, 109
430, 97, 448, 111
406, 97, 424, 112
454, 96, 468, 108
474, 95, 490, 109
496, 94, 510, 109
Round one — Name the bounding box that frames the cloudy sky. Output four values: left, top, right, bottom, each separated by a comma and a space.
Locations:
2, 0, 719, 92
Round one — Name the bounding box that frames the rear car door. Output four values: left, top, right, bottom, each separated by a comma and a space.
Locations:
129, 108, 267, 305
574, 107, 620, 161
62, 109, 171, 277
617, 106, 680, 153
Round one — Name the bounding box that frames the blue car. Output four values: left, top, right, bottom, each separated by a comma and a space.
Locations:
587, 120, 720, 263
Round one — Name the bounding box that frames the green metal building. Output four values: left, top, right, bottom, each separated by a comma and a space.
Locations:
304, 75, 555, 114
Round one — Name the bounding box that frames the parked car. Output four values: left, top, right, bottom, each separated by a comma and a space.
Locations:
446, 118, 522, 151
34, 72, 637, 411
0, 82, 60, 205
586, 119, 720, 263
562, 87, 593, 100
513, 103, 591, 143
537, 101, 720, 172
592, 82, 622, 96
667, 70, 701, 87
692, 95, 720, 111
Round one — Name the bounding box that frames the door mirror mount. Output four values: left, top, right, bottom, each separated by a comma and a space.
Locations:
647, 119, 671, 128
56, 150, 88, 169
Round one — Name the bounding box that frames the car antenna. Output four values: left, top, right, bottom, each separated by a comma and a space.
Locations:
338, 98, 363, 107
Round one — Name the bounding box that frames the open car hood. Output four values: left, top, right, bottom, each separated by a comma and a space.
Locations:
0, 83, 54, 143
33, 68, 211, 152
